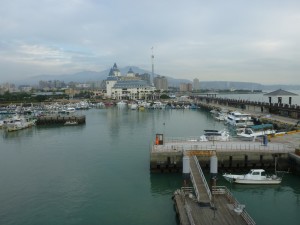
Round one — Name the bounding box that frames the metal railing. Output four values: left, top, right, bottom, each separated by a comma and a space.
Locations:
189, 165, 201, 202
152, 140, 293, 153
193, 156, 212, 201
212, 186, 256, 225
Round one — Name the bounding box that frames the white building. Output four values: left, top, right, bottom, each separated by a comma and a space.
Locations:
106, 63, 155, 100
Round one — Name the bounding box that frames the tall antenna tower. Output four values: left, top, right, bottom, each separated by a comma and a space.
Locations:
151, 47, 154, 85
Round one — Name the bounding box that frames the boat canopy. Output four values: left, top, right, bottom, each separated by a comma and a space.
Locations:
250, 124, 273, 130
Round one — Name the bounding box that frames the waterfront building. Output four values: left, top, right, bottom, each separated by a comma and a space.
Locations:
105, 63, 155, 100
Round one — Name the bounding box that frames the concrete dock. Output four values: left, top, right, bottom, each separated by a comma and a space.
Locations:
150, 134, 296, 173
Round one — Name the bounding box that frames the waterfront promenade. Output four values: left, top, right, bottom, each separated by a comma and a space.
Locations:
194, 97, 299, 127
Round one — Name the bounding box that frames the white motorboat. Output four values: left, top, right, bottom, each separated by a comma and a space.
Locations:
236, 124, 276, 140
200, 129, 230, 141
3, 115, 36, 132
223, 169, 282, 184
226, 111, 254, 127
116, 100, 127, 108
214, 112, 228, 121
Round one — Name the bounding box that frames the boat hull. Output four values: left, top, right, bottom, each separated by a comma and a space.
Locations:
223, 172, 282, 185
234, 179, 281, 184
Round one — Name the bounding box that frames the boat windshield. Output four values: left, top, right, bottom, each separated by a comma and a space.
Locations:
252, 171, 260, 175
261, 172, 266, 176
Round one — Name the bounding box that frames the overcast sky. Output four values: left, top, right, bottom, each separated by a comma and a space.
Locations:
1, 0, 300, 84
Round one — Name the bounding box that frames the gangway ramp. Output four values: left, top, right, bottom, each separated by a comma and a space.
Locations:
189, 155, 211, 204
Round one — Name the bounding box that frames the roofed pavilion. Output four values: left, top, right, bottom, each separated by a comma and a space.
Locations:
264, 89, 298, 105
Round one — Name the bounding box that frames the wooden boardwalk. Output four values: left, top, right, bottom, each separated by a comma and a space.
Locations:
173, 156, 256, 225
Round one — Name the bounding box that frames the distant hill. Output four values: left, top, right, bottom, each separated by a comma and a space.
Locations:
17, 66, 191, 86
15, 66, 300, 90
199, 81, 263, 90
199, 81, 300, 91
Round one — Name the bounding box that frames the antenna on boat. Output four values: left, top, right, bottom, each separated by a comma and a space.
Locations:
275, 156, 277, 175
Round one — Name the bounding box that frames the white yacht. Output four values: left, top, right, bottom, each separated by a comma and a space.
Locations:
226, 111, 254, 127
236, 124, 276, 140
223, 169, 282, 184
201, 129, 230, 141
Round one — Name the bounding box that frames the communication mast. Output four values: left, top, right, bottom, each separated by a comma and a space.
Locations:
151, 47, 154, 85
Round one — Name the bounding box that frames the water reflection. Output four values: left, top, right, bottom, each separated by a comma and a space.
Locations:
2, 127, 35, 139
150, 173, 182, 196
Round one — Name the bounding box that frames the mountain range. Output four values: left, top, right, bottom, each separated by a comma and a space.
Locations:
16, 66, 300, 90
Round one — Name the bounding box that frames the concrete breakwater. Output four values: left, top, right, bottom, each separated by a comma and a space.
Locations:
36, 115, 86, 125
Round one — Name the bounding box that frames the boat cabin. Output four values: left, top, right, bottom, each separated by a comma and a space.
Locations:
245, 169, 266, 179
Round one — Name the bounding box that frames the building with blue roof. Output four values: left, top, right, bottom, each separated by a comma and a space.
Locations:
105, 63, 155, 100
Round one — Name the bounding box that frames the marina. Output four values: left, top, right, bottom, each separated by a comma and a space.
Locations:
0, 104, 300, 225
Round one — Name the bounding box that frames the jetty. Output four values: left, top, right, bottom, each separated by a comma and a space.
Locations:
36, 115, 86, 125
173, 155, 256, 225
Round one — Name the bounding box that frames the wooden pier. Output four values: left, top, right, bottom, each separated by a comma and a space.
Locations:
173, 156, 256, 225
36, 115, 86, 125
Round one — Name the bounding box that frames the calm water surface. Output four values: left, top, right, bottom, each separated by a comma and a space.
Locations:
0, 108, 299, 225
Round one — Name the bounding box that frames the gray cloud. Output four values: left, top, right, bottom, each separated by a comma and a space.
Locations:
1, 0, 300, 84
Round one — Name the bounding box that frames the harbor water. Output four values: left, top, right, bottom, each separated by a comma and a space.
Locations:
0, 108, 299, 225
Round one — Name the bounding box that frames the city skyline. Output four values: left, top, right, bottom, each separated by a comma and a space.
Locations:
1, 0, 300, 85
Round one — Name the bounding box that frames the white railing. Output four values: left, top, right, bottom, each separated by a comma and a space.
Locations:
193, 156, 212, 201
189, 166, 200, 202
212, 186, 256, 225
152, 141, 293, 153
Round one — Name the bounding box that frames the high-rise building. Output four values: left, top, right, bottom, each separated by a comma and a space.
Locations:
193, 78, 200, 91
153, 75, 168, 91
179, 83, 192, 92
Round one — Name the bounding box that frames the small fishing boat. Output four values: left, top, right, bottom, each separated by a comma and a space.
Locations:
223, 169, 282, 184
64, 121, 78, 126
236, 124, 276, 140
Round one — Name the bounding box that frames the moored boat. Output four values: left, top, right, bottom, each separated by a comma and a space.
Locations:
2, 115, 36, 132
236, 124, 276, 140
64, 121, 78, 126
223, 169, 282, 184
226, 111, 254, 127
201, 129, 230, 141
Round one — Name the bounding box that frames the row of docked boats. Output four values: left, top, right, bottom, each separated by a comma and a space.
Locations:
210, 109, 277, 141
117, 100, 200, 110
209, 109, 284, 185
